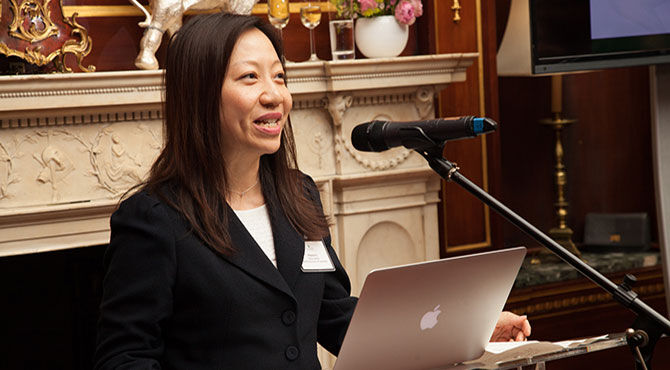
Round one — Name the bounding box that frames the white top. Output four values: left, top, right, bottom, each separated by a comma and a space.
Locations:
233, 204, 277, 267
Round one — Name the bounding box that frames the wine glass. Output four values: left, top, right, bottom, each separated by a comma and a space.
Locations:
300, 3, 322, 61
268, 0, 290, 39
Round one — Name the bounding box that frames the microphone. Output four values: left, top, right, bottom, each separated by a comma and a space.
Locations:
351, 116, 498, 152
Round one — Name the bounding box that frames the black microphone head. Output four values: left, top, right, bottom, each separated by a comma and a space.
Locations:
351, 121, 388, 152
351, 123, 372, 151
478, 117, 498, 134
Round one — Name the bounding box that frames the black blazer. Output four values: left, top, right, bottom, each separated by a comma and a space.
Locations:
94, 176, 357, 370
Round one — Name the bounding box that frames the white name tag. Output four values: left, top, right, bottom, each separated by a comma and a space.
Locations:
301, 241, 336, 272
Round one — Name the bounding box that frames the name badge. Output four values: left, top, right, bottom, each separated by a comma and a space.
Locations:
301, 241, 336, 272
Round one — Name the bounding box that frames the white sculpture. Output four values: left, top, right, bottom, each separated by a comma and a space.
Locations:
130, 0, 258, 70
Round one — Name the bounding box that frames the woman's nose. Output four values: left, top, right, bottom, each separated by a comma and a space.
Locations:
260, 81, 283, 107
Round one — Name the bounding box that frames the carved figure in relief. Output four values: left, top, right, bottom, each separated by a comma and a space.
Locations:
34, 145, 75, 202
325, 93, 353, 127
110, 135, 142, 184
92, 132, 146, 195
325, 93, 352, 169
414, 87, 435, 119
130, 0, 259, 70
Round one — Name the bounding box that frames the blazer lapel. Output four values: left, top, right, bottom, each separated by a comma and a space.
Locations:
223, 207, 296, 300
268, 199, 305, 292
157, 182, 299, 299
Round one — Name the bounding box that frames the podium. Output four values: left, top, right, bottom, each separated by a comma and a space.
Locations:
439, 333, 628, 370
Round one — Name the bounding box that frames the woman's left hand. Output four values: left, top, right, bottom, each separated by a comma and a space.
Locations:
490, 311, 532, 342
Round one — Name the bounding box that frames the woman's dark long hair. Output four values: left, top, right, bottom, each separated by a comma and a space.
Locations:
145, 13, 329, 255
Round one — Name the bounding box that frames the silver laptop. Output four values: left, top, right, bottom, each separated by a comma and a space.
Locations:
333, 246, 526, 370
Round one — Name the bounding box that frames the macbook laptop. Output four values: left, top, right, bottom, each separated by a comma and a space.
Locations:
333, 246, 527, 370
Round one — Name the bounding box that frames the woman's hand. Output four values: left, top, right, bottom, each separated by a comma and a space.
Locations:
490, 311, 531, 342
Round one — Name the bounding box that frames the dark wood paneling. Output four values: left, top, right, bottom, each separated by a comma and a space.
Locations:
480, 0, 503, 250
76, 17, 146, 71
563, 68, 657, 242
433, 0, 503, 253
498, 75, 555, 249
433, 0, 477, 52
498, 67, 656, 250
435, 0, 483, 251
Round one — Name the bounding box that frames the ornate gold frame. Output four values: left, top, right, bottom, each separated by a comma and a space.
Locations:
0, 0, 95, 72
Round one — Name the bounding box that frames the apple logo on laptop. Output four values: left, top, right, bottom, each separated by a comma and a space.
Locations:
420, 305, 441, 330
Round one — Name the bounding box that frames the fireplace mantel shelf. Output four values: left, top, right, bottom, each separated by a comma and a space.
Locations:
0, 53, 476, 125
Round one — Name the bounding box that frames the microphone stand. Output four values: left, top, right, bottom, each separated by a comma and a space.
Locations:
408, 136, 670, 370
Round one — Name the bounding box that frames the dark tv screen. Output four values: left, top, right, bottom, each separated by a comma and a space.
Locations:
530, 0, 670, 74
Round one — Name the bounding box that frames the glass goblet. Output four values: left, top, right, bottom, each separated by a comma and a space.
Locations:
300, 4, 322, 61
268, 0, 290, 38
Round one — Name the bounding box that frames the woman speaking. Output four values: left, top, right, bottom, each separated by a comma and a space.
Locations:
94, 13, 530, 369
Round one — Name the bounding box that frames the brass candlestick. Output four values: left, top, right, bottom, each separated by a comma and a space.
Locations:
538, 75, 581, 260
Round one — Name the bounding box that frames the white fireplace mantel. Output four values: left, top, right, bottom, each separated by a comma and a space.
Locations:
0, 53, 477, 260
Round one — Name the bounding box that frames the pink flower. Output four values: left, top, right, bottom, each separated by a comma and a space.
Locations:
359, 0, 378, 13
390, 0, 398, 5
410, 0, 422, 17
394, 0, 415, 25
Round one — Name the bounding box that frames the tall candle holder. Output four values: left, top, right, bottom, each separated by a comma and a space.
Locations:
538, 75, 582, 260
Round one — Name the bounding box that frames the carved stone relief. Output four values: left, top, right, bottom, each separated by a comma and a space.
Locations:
325, 93, 353, 174
291, 106, 335, 176
0, 122, 161, 208
0, 135, 35, 200
328, 89, 429, 172
415, 87, 436, 119
90, 125, 161, 196
334, 112, 412, 171
33, 130, 76, 203
325, 92, 353, 127
308, 131, 327, 170
352, 91, 416, 107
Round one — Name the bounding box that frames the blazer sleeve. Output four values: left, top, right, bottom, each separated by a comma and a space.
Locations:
94, 192, 177, 370
302, 174, 358, 355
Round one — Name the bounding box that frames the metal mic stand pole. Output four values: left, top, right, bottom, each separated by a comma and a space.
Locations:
416, 145, 670, 370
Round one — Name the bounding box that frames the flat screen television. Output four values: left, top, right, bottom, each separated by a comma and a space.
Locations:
530, 0, 670, 74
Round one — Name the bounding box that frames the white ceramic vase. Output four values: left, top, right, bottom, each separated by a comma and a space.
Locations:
355, 15, 409, 58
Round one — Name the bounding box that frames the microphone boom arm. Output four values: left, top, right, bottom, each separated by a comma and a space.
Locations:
415, 143, 670, 370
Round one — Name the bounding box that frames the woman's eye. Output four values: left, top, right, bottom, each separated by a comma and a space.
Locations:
242, 73, 257, 79
275, 72, 286, 81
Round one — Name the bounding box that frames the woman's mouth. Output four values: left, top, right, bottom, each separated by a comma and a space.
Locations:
253, 115, 282, 135
254, 118, 279, 128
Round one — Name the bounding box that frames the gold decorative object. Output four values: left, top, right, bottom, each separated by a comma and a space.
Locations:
0, 0, 95, 72
8, 0, 59, 42
539, 75, 581, 259
451, 0, 461, 23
